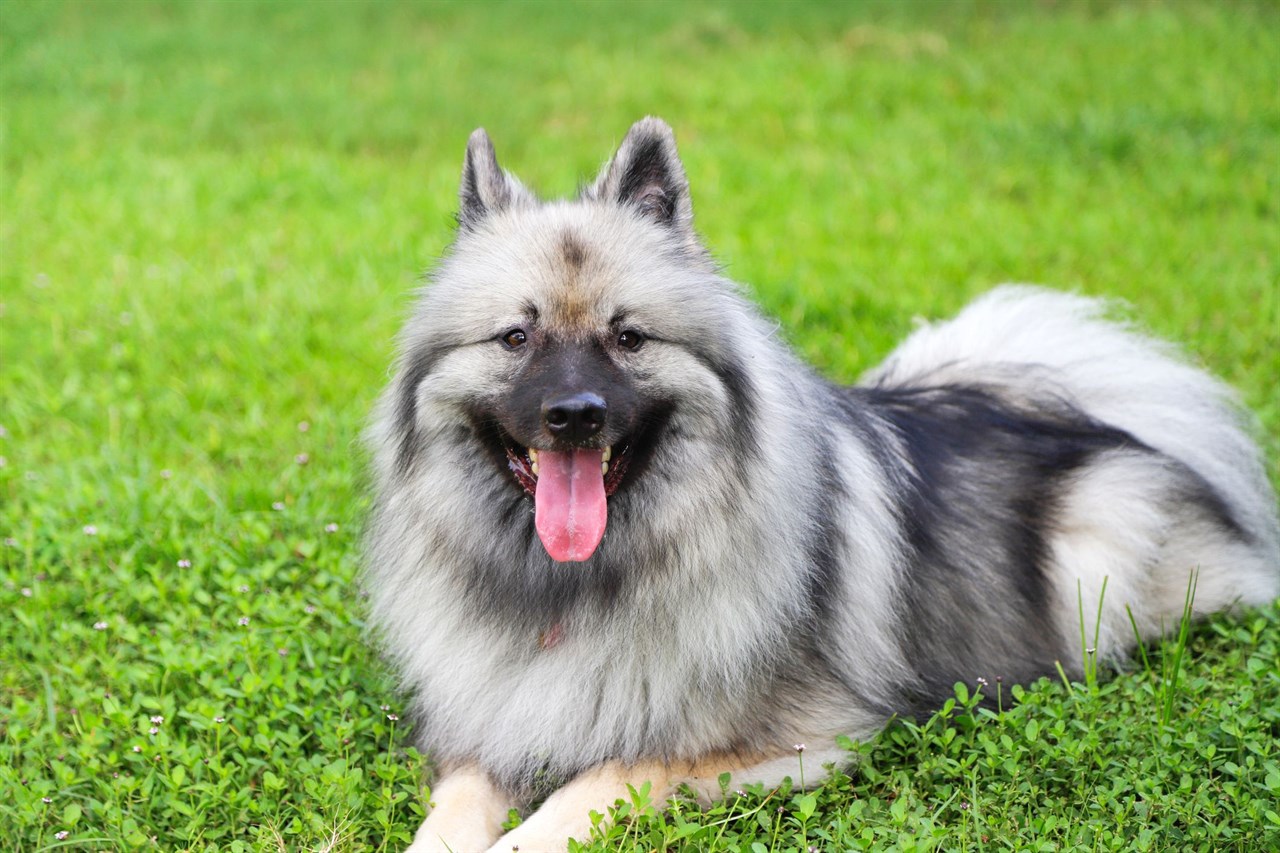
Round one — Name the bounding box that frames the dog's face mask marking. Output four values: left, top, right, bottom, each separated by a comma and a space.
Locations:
491, 330, 646, 562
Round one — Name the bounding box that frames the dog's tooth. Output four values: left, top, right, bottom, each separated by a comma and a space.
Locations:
531, 462, 539, 477
602, 446, 612, 463
528, 448, 538, 462
601, 462, 609, 476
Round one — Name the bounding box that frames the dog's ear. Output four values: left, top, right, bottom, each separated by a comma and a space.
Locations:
458, 128, 533, 230
591, 117, 694, 235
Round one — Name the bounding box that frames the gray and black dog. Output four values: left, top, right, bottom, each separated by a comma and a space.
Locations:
364, 118, 1280, 851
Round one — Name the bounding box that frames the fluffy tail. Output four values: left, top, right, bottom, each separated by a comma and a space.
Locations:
864, 285, 1280, 587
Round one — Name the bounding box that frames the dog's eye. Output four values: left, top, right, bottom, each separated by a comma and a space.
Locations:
617, 330, 644, 351
502, 329, 528, 349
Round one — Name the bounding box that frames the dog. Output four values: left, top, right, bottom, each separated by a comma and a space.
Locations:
363, 117, 1280, 852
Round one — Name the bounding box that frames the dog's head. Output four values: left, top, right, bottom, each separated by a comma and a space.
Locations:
387, 119, 759, 563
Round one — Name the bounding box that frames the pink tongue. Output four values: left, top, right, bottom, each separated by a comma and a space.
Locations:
535, 448, 607, 562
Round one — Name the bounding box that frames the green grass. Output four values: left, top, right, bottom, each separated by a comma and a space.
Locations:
2, 0, 1278, 849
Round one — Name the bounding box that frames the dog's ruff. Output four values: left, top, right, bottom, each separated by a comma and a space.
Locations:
363, 118, 1280, 852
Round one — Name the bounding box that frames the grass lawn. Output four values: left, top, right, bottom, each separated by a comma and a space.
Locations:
3, 0, 1278, 849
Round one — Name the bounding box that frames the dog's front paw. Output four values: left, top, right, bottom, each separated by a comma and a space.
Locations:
484, 825, 573, 853
404, 834, 455, 853
407, 818, 502, 853
484, 813, 592, 853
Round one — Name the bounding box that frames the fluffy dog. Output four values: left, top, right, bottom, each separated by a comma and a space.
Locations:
363, 118, 1280, 851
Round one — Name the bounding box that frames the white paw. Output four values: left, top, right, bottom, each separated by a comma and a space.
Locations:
484, 819, 585, 853
407, 819, 502, 853
405, 835, 454, 853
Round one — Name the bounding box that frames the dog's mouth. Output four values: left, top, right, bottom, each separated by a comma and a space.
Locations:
483, 414, 666, 564
502, 438, 633, 500
499, 434, 634, 564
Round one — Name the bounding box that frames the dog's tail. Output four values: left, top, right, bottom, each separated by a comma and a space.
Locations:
862, 285, 1280, 588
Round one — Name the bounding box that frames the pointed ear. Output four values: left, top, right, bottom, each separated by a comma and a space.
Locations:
591, 117, 693, 232
458, 128, 532, 230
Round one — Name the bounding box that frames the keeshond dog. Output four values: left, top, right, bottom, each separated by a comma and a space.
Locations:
365, 118, 1280, 852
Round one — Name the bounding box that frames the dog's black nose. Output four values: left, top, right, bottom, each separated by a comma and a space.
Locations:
543, 392, 607, 443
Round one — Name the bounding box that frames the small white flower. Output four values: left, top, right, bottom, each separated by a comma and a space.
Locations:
159, 469, 172, 479
324, 523, 339, 533
294, 453, 309, 465
177, 559, 191, 568
272, 501, 285, 511
55, 831, 69, 840
297, 421, 310, 433
132, 745, 142, 753
93, 621, 109, 631
150, 715, 164, 724
237, 617, 250, 626
83, 525, 98, 536
213, 716, 225, 724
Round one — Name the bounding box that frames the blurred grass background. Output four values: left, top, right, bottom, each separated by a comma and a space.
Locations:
2, 1, 1278, 849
